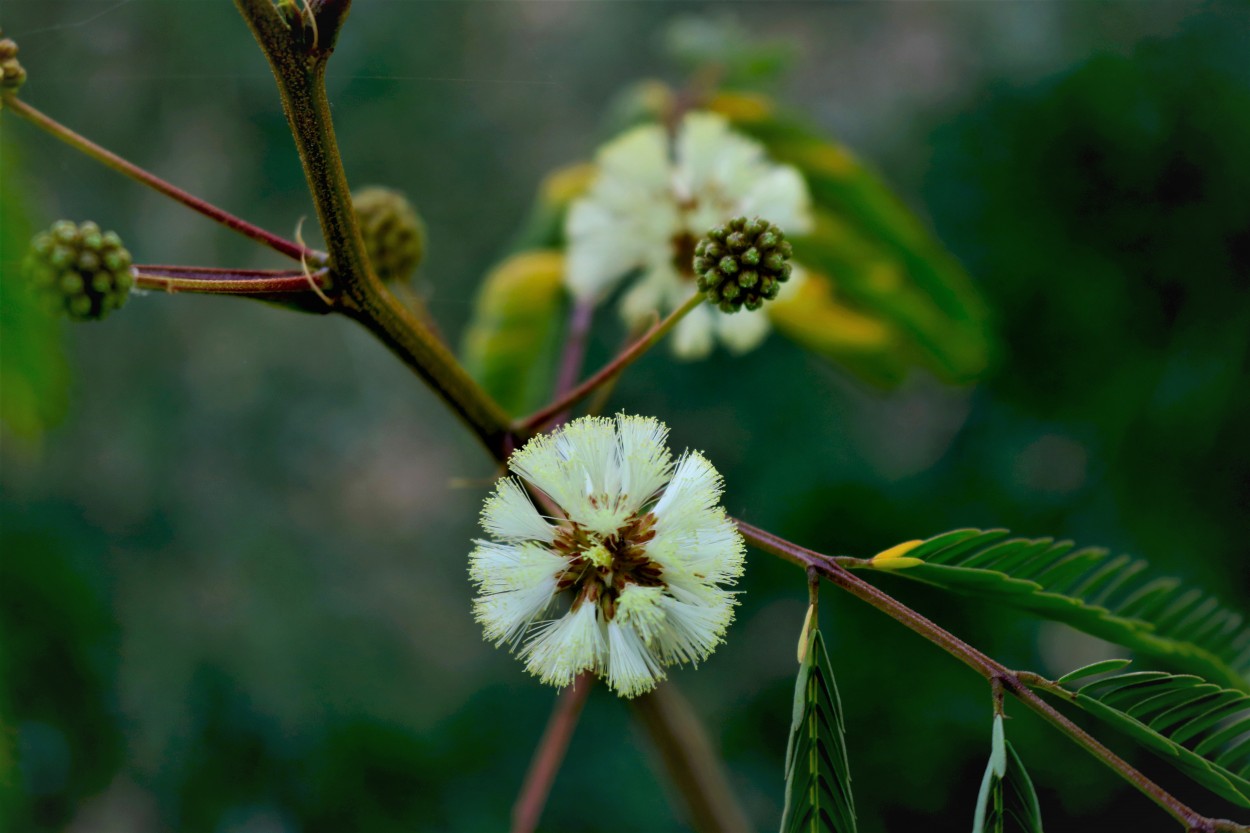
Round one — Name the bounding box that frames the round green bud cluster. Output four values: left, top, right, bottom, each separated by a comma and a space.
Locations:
352, 186, 426, 284
0, 30, 26, 94
693, 216, 793, 313
24, 221, 134, 321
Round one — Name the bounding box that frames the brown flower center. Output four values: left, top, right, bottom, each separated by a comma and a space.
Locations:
552, 513, 662, 620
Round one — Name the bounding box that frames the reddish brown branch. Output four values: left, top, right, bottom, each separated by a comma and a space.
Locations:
511, 673, 594, 833
4, 96, 318, 264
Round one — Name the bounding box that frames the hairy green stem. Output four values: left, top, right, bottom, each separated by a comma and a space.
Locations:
519, 292, 705, 432
233, 0, 513, 458
735, 519, 1248, 833
3, 95, 316, 264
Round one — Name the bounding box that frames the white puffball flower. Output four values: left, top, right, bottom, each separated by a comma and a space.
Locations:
565, 111, 812, 360
469, 414, 745, 698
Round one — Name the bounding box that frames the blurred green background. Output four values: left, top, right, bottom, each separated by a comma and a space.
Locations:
3, 2, 1250, 831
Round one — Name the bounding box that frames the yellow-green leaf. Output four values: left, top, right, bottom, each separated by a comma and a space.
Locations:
708, 91, 995, 384
768, 270, 909, 387
0, 136, 70, 440
461, 250, 567, 415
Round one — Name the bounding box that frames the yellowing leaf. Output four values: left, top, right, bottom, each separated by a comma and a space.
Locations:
872, 540, 923, 563
540, 163, 597, 208
769, 271, 910, 387
770, 271, 895, 353
461, 251, 566, 415
707, 90, 774, 124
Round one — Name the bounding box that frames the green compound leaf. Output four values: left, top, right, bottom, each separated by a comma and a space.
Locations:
856, 530, 1250, 692
780, 627, 857, 833
973, 716, 1044, 833
1063, 671, 1250, 808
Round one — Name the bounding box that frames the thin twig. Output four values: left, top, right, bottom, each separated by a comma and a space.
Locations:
511, 673, 594, 833
3, 96, 318, 265
735, 518, 1249, 833
553, 297, 596, 399
519, 292, 704, 433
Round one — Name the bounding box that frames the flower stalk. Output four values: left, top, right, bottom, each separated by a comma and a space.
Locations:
632, 683, 753, 833
511, 673, 594, 833
519, 292, 705, 433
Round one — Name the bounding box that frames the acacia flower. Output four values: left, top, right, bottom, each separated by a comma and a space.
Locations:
565, 111, 812, 359
469, 414, 745, 698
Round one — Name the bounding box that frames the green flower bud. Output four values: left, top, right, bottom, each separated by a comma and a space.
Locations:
0, 30, 26, 96
23, 221, 134, 321
692, 216, 793, 313
352, 186, 426, 284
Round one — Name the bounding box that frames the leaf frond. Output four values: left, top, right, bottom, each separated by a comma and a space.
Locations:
858, 530, 1250, 691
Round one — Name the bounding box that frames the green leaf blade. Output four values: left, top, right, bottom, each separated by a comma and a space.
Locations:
780, 628, 857, 833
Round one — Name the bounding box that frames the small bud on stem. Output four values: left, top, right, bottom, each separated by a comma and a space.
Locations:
352, 186, 426, 284
0, 29, 27, 98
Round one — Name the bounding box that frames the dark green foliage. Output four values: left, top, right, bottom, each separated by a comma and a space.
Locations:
780, 627, 856, 833
0, 528, 124, 831
1063, 671, 1250, 808
861, 530, 1250, 691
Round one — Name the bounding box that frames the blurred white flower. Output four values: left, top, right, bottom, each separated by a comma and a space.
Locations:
469, 414, 745, 698
565, 112, 812, 359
